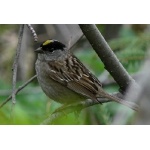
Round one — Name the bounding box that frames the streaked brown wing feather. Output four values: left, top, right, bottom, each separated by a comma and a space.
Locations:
47, 55, 102, 99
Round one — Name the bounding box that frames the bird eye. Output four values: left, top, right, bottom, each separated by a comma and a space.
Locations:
49, 48, 54, 53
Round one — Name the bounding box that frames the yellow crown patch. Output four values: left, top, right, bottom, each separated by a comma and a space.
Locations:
43, 40, 53, 46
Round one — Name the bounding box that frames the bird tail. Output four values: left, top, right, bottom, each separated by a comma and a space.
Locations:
99, 92, 139, 111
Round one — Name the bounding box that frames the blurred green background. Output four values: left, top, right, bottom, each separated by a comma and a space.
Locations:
0, 24, 148, 125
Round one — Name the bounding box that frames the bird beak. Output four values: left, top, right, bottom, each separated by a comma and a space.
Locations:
35, 47, 43, 53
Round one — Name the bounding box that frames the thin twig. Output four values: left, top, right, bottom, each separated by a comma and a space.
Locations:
0, 75, 37, 109
27, 24, 38, 42
11, 25, 24, 122
12, 25, 24, 104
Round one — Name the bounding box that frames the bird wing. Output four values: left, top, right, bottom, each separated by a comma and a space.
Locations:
47, 55, 102, 100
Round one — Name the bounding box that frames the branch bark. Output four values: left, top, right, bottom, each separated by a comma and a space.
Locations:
79, 24, 138, 93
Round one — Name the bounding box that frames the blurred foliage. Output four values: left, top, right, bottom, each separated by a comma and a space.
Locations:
0, 24, 19, 34
109, 25, 149, 73
0, 24, 149, 125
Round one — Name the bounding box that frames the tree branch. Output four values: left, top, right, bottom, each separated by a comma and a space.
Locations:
0, 75, 37, 109
79, 24, 139, 93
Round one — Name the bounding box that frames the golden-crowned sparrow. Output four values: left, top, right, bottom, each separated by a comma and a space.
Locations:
35, 39, 138, 111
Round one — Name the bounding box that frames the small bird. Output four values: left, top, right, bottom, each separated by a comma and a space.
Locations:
35, 39, 138, 111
